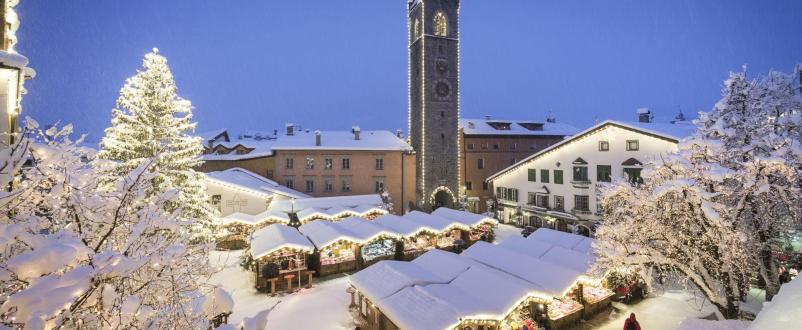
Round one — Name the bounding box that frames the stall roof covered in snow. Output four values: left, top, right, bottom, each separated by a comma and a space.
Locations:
372, 214, 431, 238
270, 195, 384, 213
527, 228, 594, 253
201, 129, 412, 161
431, 207, 498, 228
749, 275, 802, 330
205, 168, 309, 199
298, 220, 362, 248
460, 118, 579, 137
349, 261, 448, 303
250, 224, 315, 259
403, 211, 467, 232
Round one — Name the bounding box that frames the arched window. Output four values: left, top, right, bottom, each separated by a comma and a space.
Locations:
434, 12, 447, 36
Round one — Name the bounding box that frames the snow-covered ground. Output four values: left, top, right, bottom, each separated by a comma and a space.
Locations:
208, 251, 355, 330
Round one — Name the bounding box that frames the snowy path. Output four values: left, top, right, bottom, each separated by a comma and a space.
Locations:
208, 251, 355, 330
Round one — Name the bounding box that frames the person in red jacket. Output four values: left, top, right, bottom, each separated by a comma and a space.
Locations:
623, 313, 641, 330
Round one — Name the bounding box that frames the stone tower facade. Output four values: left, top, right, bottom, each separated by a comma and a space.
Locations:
408, 0, 460, 210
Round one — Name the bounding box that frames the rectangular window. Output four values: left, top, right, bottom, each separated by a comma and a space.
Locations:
493, 144, 500, 150
284, 177, 294, 189
483, 181, 489, 190
554, 170, 563, 184
573, 166, 589, 182
375, 157, 384, 170
527, 192, 536, 205
477, 159, 485, 169
510, 143, 517, 150
496, 187, 503, 199
599, 141, 609, 151
324, 157, 333, 170
324, 177, 333, 192
597, 165, 612, 182
305, 178, 315, 193
481, 143, 488, 150
574, 195, 590, 211
305, 156, 314, 170
537, 195, 549, 208
465, 182, 472, 191
266, 169, 274, 179
374, 177, 385, 193
467, 143, 475, 150
342, 157, 351, 170
211, 195, 222, 212
510, 188, 519, 202
285, 157, 294, 169
626, 140, 639, 151
540, 169, 549, 183
341, 176, 352, 192
554, 196, 564, 211
528, 169, 537, 182
624, 168, 643, 184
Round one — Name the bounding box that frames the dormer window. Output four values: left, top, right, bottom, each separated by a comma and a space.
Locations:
518, 122, 544, 131
434, 12, 447, 36
487, 122, 512, 130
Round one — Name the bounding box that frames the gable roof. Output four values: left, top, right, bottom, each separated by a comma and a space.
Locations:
486, 120, 695, 182
204, 167, 309, 199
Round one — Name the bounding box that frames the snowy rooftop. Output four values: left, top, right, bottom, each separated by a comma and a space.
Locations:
205, 168, 309, 199
250, 224, 315, 259
459, 118, 579, 137
348, 261, 448, 303
269, 194, 384, 213
431, 207, 498, 228
201, 129, 412, 161
403, 211, 468, 232
488, 119, 696, 182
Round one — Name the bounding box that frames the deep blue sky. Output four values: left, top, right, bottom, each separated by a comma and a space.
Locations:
17, 1, 802, 141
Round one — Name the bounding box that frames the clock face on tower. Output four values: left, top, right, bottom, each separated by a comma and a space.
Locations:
434, 79, 451, 100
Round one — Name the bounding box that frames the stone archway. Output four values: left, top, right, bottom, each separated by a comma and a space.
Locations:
430, 186, 455, 210
576, 225, 592, 237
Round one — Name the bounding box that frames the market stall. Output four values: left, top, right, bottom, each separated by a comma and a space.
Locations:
299, 221, 362, 277
373, 214, 439, 260
546, 297, 584, 329
432, 207, 499, 245
336, 217, 401, 268
360, 238, 397, 266
581, 283, 615, 316
249, 224, 315, 294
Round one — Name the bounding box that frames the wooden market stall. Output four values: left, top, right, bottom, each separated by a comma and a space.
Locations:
372, 214, 439, 261
337, 217, 402, 268
299, 220, 362, 277
249, 224, 316, 295
431, 207, 499, 246
216, 210, 290, 250
403, 211, 468, 252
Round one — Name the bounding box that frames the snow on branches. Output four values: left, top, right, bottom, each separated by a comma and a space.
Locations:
98, 49, 215, 223
0, 121, 230, 329
595, 65, 802, 318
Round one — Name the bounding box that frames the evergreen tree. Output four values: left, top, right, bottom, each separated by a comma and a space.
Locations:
99, 49, 214, 222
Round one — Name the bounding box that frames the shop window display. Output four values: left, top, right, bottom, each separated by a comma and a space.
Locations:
469, 224, 494, 242
320, 242, 356, 266
436, 229, 462, 248
583, 285, 614, 304
547, 298, 582, 320
403, 233, 435, 254
361, 239, 396, 262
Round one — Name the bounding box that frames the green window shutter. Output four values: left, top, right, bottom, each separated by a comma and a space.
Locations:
554, 170, 563, 184
528, 169, 537, 182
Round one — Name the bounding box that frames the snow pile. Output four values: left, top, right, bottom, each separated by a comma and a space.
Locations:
749, 276, 802, 329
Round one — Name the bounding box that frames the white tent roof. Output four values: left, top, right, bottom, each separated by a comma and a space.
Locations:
378, 286, 462, 330
527, 228, 589, 251
403, 211, 466, 232
539, 246, 597, 275
372, 214, 427, 238
250, 224, 315, 259
269, 194, 384, 213
461, 242, 581, 297
298, 221, 361, 248
410, 249, 475, 281
431, 208, 498, 228
349, 260, 448, 303
498, 235, 554, 258
336, 217, 400, 242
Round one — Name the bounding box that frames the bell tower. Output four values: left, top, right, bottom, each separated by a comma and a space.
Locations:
408, 0, 460, 210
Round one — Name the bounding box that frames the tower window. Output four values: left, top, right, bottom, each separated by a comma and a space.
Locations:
413, 19, 420, 39
434, 12, 447, 36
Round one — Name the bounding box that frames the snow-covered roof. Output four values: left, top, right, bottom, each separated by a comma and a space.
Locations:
403, 211, 468, 232
498, 235, 554, 259
410, 249, 475, 281
372, 214, 431, 238
269, 195, 384, 213
527, 228, 594, 252
460, 118, 579, 137
0, 50, 29, 69
250, 224, 315, 259
298, 220, 361, 248
336, 217, 401, 242
201, 129, 412, 161
197, 128, 229, 143
461, 241, 581, 297
431, 207, 498, 228
349, 261, 448, 303
205, 168, 309, 199
487, 120, 696, 182
378, 286, 462, 330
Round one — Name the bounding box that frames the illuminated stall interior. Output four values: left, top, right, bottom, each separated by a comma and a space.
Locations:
249, 224, 315, 294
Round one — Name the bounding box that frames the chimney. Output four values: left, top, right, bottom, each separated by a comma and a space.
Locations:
315, 131, 321, 146
396, 129, 403, 138
485, 115, 491, 120
637, 108, 652, 123
352, 126, 361, 140
286, 123, 294, 136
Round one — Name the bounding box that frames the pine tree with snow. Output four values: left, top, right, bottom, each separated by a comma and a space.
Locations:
0, 120, 231, 329
98, 49, 214, 222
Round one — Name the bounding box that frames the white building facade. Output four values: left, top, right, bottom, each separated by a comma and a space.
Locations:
486, 120, 694, 235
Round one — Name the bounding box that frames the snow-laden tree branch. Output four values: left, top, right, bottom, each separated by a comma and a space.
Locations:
0, 120, 231, 329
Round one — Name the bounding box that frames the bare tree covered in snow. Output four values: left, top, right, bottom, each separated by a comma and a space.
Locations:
98, 49, 215, 223
595, 65, 802, 318
0, 120, 231, 329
